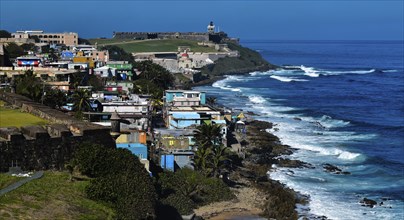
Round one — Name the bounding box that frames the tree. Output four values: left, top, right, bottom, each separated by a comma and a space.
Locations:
74, 143, 158, 219
193, 123, 222, 149
0, 30, 11, 38
44, 89, 67, 109
72, 89, 91, 113
5, 43, 25, 58
206, 96, 217, 106
193, 123, 232, 177
15, 70, 43, 102
210, 144, 231, 177
157, 168, 235, 215
78, 38, 91, 45
134, 60, 174, 90
192, 146, 212, 176
20, 43, 37, 52
100, 45, 133, 62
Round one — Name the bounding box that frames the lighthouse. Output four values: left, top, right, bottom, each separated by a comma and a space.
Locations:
207, 21, 215, 34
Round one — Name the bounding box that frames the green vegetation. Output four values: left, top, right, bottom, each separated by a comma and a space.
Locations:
14, 70, 43, 102
0, 173, 23, 189
92, 39, 217, 53
0, 171, 115, 219
100, 45, 133, 62
89, 38, 133, 45
157, 168, 235, 216
0, 30, 12, 38
0, 107, 48, 127
201, 42, 277, 76
132, 60, 175, 100
4, 43, 25, 59
193, 123, 232, 177
73, 143, 157, 219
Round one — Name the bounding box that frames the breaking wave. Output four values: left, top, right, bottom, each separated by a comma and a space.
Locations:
270, 75, 309, 82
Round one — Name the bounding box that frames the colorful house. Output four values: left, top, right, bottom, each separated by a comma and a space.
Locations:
116, 142, 151, 175
116, 143, 148, 160
106, 61, 133, 81
165, 90, 206, 106
165, 106, 221, 129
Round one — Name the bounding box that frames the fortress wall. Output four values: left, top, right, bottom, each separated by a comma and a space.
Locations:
0, 92, 116, 172
113, 32, 210, 41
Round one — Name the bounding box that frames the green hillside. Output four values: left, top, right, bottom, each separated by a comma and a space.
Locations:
0, 171, 115, 219
89, 38, 217, 53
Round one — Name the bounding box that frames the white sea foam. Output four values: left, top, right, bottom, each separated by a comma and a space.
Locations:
383, 69, 398, 73
324, 69, 376, 75
248, 95, 267, 104
317, 115, 351, 128
301, 65, 321, 77
249, 70, 274, 76
212, 75, 246, 92
270, 75, 308, 82
299, 65, 378, 77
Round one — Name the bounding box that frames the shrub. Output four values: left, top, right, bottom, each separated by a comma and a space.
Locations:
74, 143, 157, 219
157, 168, 235, 215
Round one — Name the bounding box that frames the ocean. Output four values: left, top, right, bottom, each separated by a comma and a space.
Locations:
195, 40, 404, 220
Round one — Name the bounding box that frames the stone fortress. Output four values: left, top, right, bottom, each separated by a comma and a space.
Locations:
0, 92, 116, 172
113, 21, 238, 44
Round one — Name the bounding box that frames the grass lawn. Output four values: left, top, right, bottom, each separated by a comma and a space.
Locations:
0, 171, 115, 219
0, 174, 23, 189
89, 38, 217, 53
88, 38, 138, 45
0, 107, 48, 127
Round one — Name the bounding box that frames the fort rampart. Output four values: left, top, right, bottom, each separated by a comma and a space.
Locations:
0, 92, 115, 172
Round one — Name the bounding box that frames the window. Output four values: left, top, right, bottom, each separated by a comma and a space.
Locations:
169, 140, 174, 146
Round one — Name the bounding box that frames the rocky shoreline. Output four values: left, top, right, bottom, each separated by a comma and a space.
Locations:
194, 120, 310, 220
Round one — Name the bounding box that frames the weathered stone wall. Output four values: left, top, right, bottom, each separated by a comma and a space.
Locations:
0, 92, 116, 172
113, 32, 209, 41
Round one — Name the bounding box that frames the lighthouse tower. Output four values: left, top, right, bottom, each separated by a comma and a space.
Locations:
207, 21, 215, 34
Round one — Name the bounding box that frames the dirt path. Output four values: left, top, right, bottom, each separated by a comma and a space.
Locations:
194, 177, 266, 219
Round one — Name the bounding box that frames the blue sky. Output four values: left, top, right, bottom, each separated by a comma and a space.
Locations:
0, 0, 403, 40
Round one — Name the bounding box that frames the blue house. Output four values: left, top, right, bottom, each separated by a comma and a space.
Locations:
169, 112, 201, 129
165, 90, 206, 106
116, 143, 148, 160
160, 152, 194, 171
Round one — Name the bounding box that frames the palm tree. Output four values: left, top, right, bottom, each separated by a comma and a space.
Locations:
193, 146, 212, 177
193, 123, 222, 149
206, 96, 217, 106
72, 89, 91, 113
210, 145, 230, 178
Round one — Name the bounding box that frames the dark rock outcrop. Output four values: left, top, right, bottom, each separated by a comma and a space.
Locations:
323, 163, 351, 175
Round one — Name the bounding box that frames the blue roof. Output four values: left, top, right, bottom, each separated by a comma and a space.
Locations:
116, 143, 147, 159
172, 112, 200, 119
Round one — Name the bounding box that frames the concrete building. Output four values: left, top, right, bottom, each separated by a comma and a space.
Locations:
16, 56, 42, 67
164, 90, 206, 107
165, 106, 221, 129
154, 128, 196, 150
106, 61, 133, 80
12, 30, 78, 46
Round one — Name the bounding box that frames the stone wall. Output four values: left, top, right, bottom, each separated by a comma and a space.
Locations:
113, 32, 210, 41
0, 92, 116, 172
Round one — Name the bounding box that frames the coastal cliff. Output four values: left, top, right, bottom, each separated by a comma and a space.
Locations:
192, 43, 277, 86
